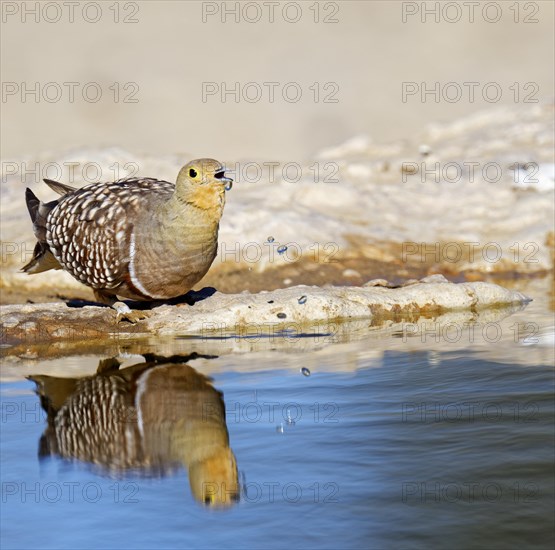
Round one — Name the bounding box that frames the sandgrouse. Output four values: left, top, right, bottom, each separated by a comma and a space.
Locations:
30, 355, 240, 507
23, 158, 232, 322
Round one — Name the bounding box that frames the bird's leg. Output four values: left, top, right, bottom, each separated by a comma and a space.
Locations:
93, 289, 149, 324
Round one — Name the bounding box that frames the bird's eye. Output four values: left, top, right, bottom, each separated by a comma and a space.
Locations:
189, 168, 198, 178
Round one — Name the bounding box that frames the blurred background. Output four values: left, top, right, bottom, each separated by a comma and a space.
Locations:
2, 0, 553, 162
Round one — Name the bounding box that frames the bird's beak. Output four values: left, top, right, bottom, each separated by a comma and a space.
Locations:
214, 168, 233, 189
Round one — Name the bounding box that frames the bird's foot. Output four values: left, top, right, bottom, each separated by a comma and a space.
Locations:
113, 302, 150, 324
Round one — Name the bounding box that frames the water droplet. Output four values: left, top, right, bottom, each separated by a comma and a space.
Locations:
301, 367, 310, 377
276, 424, 284, 434
285, 409, 295, 425
298, 295, 307, 305
419, 144, 431, 157
277, 245, 287, 255
267, 236, 275, 243
225, 181, 233, 191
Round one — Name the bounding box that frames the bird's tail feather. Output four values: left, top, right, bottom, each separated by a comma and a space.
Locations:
43, 178, 78, 196
21, 241, 61, 273
22, 188, 62, 274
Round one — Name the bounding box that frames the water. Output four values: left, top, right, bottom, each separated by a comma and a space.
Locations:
1, 280, 553, 549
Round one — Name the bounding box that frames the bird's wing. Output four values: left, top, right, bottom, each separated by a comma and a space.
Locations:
46, 178, 175, 290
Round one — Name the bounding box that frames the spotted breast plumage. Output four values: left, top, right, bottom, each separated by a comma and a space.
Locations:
23, 159, 232, 322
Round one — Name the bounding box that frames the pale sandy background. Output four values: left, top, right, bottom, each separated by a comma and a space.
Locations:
1, 0, 554, 162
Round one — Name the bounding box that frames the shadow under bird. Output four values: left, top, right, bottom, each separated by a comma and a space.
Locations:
29, 354, 240, 508
23, 158, 232, 322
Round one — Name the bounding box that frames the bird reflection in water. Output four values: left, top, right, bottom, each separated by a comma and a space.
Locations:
29, 353, 240, 508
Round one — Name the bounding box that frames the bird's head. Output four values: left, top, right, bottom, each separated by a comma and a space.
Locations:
175, 158, 232, 212
189, 447, 240, 508
176, 158, 232, 190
